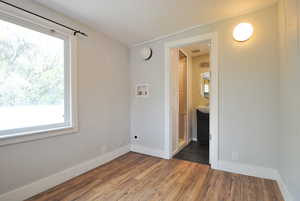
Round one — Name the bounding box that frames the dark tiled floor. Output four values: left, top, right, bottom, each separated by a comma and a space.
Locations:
174, 141, 209, 165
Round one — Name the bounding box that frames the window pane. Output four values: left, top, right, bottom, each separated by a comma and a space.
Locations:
0, 19, 65, 132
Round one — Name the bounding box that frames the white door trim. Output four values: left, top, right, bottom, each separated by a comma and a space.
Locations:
164, 33, 219, 168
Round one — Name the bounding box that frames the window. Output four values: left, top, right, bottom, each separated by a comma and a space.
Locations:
0, 14, 77, 143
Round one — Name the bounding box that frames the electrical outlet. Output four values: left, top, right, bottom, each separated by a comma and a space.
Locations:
232, 152, 239, 161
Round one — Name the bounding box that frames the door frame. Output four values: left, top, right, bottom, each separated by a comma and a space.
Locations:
164, 33, 219, 168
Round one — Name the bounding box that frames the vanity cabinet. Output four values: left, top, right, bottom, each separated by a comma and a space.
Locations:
197, 110, 209, 144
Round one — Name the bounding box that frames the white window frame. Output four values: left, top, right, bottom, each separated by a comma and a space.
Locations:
0, 11, 78, 146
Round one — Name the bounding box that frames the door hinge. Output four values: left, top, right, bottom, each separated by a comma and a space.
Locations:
209, 134, 212, 140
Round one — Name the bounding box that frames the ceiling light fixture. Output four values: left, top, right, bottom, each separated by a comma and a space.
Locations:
233, 23, 254, 42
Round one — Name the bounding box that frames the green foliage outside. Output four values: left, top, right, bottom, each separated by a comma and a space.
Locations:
0, 21, 64, 107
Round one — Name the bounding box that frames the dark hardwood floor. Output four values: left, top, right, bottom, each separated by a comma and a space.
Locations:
26, 152, 284, 201
174, 141, 209, 164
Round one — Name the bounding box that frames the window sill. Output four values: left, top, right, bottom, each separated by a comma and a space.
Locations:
0, 126, 79, 147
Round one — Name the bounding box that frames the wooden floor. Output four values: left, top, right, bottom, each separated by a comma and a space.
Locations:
27, 152, 284, 201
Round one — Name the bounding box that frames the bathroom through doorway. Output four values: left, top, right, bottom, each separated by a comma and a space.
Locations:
164, 33, 219, 167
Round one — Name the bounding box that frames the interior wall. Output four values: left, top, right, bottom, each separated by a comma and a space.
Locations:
191, 54, 210, 140
191, 55, 210, 108
278, 0, 300, 199
130, 5, 280, 169
0, 0, 130, 195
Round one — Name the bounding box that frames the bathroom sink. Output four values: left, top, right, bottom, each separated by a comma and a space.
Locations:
197, 106, 209, 114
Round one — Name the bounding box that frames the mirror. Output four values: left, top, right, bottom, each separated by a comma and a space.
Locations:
200, 72, 210, 98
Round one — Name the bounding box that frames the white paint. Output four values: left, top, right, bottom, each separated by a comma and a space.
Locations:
277, 0, 300, 200
130, 144, 168, 159
181, 42, 210, 57
34, 0, 277, 45
131, 145, 293, 201
216, 160, 295, 201
0, 145, 130, 201
0, 143, 293, 201
275, 173, 295, 201
0, 0, 130, 196
231, 152, 239, 161
216, 160, 279, 180
132, 2, 279, 47
216, 160, 294, 201
130, 5, 280, 171
215, 161, 296, 201
0, 1, 294, 200
164, 33, 219, 168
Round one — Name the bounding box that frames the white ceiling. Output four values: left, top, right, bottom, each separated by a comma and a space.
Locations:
182, 42, 210, 57
34, 0, 277, 46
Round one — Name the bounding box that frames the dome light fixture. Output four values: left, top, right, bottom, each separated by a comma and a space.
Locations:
233, 23, 254, 42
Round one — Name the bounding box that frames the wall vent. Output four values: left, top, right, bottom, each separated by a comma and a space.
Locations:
191, 49, 201, 53
200, 62, 210, 68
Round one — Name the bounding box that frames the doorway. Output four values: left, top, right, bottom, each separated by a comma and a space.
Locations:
176, 43, 210, 164
164, 33, 219, 168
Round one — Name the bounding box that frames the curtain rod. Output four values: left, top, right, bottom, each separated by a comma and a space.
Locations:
0, 0, 88, 37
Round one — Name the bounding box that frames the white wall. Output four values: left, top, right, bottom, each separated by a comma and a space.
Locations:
0, 0, 130, 196
278, 0, 300, 200
1, 0, 294, 199
130, 5, 280, 168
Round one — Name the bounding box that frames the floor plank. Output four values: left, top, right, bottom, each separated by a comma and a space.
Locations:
26, 152, 284, 201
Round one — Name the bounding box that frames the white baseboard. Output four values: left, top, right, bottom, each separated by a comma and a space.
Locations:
0, 145, 130, 201
215, 160, 278, 180
274, 171, 295, 201
130, 144, 168, 159
215, 160, 295, 201
0, 145, 295, 201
